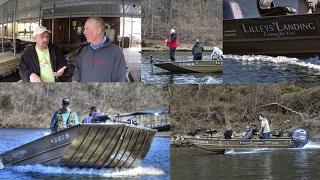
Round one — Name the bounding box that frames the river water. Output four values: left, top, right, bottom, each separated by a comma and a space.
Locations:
223, 0, 320, 83
171, 143, 320, 180
0, 128, 169, 180
223, 55, 320, 83
141, 51, 222, 84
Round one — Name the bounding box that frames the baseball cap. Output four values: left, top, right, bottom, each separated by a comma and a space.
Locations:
33, 26, 52, 38
89, 106, 98, 111
62, 98, 70, 105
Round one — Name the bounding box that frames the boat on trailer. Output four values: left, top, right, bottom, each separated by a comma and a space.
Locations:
0, 124, 156, 169
223, 0, 320, 57
184, 128, 309, 153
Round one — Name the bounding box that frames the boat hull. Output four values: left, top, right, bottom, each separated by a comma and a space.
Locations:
186, 137, 296, 153
0, 124, 156, 169
153, 60, 223, 73
224, 13, 320, 57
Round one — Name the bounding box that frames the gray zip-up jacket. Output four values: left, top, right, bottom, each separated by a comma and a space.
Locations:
72, 37, 126, 82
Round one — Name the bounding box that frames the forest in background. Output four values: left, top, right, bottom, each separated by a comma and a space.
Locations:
0, 83, 169, 128
141, 0, 222, 50
170, 84, 320, 138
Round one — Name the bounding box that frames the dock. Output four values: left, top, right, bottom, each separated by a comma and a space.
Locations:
123, 48, 141, 82
0, 53, 21, 78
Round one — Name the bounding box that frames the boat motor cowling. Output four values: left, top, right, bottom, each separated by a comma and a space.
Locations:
291, 129, 309, 148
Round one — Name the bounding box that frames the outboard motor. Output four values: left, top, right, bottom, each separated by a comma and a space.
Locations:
292, 129, 309, 148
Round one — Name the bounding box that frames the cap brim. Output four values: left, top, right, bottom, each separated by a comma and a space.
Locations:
33, 30, 52, 38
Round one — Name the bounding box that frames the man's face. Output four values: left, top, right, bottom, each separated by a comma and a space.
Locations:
35, 32, 50, 49
84, 19, 101, 44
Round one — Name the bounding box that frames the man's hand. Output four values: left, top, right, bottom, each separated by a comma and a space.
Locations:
53, 66, 66, 77
29, 73, 42, 82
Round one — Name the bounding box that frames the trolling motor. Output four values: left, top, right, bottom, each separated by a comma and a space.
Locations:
292, 128, 309, 148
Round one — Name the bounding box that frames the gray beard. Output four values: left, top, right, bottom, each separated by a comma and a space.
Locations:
62, 106, 71, 112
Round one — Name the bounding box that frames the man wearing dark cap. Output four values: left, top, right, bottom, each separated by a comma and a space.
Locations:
50, 98, 79, 133
82, 106, 102, 123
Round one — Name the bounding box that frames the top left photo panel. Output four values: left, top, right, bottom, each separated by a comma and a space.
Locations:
0, 0, 141, 82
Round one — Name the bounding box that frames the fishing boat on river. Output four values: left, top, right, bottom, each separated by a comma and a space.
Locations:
184, 128, 309, 153
150, 55, 223, 74
0, 119, 157, 169
0, 108, 171, 169
223, 0, 320, 57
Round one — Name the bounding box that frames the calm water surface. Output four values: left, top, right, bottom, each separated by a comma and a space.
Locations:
0, 128, 169, 180
172, 144, 320, 180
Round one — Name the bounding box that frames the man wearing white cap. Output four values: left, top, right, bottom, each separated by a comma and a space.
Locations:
19, 26, 67, 82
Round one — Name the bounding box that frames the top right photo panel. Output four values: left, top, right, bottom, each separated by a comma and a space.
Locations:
223, 0, 320, 83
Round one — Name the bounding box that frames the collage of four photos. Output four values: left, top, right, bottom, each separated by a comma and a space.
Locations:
0, 0, 320, 179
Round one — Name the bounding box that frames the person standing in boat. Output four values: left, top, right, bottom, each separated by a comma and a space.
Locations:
19, 26, 68, 82
50, 98, 79, 133
298, 0, 318, 14
82, 106, 102, 123
260, 114, 271, 139
165, 29, 179, 61
192, 39, 204, 60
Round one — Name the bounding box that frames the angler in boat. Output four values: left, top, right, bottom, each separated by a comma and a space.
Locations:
0, 107, 164, 169
165, 29, 179, 62
50, 98, 79, 133
184, 128, 309, 153
192, 39, 204, 60
82, 106, 103, 123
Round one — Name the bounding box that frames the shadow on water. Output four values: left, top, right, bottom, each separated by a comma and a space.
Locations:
141, 51, 222, 84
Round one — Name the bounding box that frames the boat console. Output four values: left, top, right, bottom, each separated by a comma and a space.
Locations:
223, 0, 296, 19
256, 0, 296, 17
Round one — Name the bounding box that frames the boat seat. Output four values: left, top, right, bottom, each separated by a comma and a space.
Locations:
257, 0, 296, 17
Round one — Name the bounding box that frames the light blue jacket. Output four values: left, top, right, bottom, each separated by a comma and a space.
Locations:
50, 108, 79, 132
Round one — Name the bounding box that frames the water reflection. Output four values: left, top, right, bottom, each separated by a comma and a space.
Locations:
171, 147, 320, 180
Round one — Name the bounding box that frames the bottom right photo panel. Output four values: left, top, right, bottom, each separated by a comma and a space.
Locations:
170, 84, 320, 180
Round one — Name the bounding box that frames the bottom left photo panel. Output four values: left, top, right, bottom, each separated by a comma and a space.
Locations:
0, 83, 170, 180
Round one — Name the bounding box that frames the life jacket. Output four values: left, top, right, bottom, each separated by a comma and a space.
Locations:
56, 110, 75, 131
67, 112, 75, 128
